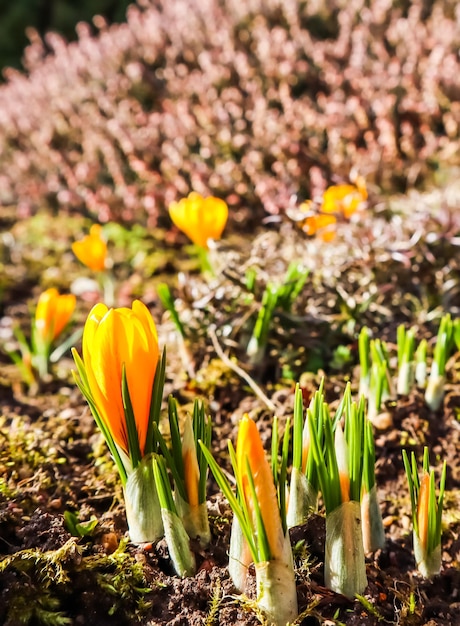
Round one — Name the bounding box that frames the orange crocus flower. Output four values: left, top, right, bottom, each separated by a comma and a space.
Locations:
168, 192, 228, 249
34, 288, 76, 343
182, 415, 200, 507
72, 224, 107, 271
300, 177, 367, 241
236, 414, 285, 561
82, 300, 159, 457
417, 471, 430, 552
322, 176, 367, 219
335, 423, 350, 503
300, 204, 337, 242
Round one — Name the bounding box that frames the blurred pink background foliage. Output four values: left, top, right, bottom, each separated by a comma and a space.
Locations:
0, 0, 459, 225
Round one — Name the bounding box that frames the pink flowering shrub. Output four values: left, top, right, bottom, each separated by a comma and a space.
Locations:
0, 0, 459, 225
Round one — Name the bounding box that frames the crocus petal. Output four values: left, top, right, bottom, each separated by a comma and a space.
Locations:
182, 415, 200, 507
84, 308, 128, 453
35, 288, 76, 342
52, 294, 76, 340
334, 424, 350, 503
322, 183, 367, 219
237, 414, 285, 561
35, 288, 58, 342
72, 224, 107, 271
417, 472, 430, 551
169, 192, 228, 249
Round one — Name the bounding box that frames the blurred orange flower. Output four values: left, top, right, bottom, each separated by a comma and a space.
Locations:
35, 288, 76, 344
72, 224, 107, 271
322, 176, 367, 219
300, 176, 367, 241
300, 201, 337, 242
168, 192, 228, 249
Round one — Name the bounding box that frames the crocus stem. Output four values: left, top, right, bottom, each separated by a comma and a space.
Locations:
413, 533, 442, 579
325, 501, 367, 598
123, 455, 163, 544
99, 271, 115, 307
161, 508, 196, 578
286, 467, 318, 528
228, 515, 252, 592
174, 493, 211, 547
361, 485, 385, 554
254, 538, 298, 626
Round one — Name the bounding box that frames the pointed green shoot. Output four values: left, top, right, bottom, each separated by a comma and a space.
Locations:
157, 283, 186, 339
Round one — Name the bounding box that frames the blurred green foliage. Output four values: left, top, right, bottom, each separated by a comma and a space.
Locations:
0, 0, 131, 77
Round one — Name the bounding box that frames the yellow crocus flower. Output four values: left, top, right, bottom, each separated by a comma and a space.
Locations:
34, 288, 76, 343
82, 300, 159, 457
236, 414, 285, 561
72, 224, 107, 271
168, 192, 228, 249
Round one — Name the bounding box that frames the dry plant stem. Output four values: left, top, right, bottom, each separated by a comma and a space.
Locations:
286, 467, 318, 529
209, 326, 277, 412
325, 501, 367, 599
361, 486, 386, 554
123, 455, 163, 544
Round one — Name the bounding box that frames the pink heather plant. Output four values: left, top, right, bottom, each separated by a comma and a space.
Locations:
0, 0, 458, 225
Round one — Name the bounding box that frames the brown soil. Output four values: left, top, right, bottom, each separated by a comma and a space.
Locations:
1, 206, 460, 626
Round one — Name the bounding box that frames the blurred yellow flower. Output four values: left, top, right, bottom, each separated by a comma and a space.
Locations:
168, 192, 228, 249
72, 224, 107, 271
82, 300, 159, 457
236, 414, 286, 561
34, 288, 76, 343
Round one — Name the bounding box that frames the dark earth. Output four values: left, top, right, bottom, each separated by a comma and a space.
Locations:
0, 196, 459, 626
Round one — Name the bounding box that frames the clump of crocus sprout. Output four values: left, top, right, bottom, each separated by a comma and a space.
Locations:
299, 176, 367, 242
359, 314, 457, 417
396, 324, 417, 396
308, 384, 368, 598
168, 191, 228, 274
402, 447, 446, 579
286, 382, 321, 528
201, 414, 298, 626
246, 262, 309, 365
425, 314, 454, 411
358, 328, 392, 424
155, 397, 212, 548
72, 224, 114, 305
7, 288, 76, 389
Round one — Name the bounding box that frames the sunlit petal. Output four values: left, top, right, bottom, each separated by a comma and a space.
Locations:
237, 414, 285, 560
